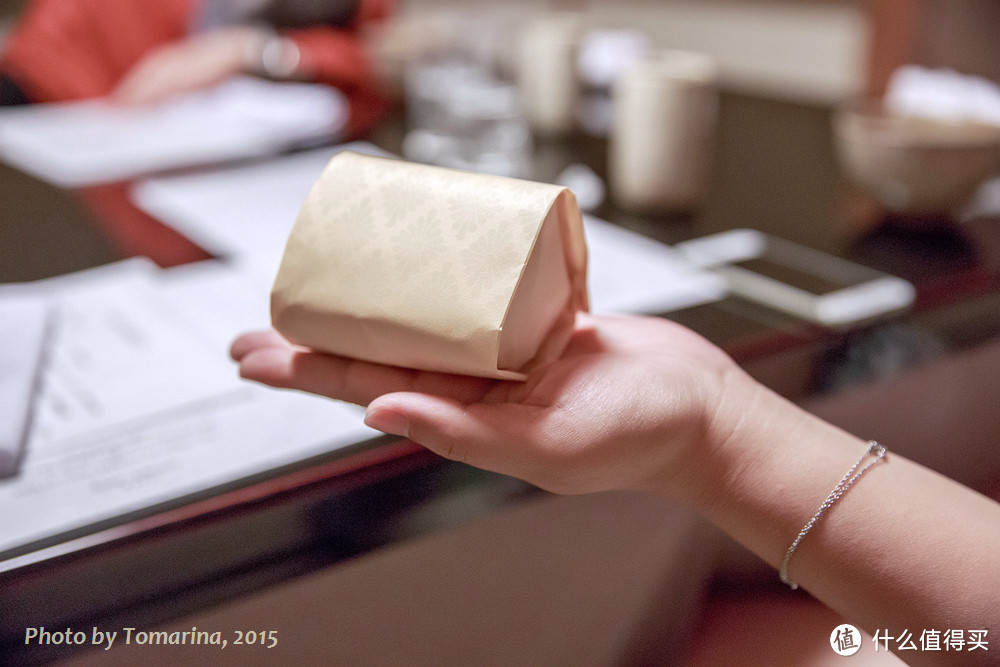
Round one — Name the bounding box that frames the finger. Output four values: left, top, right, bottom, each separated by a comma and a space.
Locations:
113, 79, 161, 106
230, 329, 291, 361
365, 392, 553, 482
112, 65, 162, 106
562, 319, 607, 357
237, 344, 495, 405
559, 312, 634, 358
113, 65, 185, 106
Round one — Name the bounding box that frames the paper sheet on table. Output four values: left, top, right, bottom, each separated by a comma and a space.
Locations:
0, 77, 347, 187
132, 142, 393, 266
0, 289, 49, 477
0, 260, 376, 560
133, 149, 726, 313
582, 216, 727, 314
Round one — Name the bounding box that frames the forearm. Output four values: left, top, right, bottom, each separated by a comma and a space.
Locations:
669, 370, 1000, 663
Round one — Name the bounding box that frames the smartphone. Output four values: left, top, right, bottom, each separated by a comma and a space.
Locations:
675, 229, 916, 327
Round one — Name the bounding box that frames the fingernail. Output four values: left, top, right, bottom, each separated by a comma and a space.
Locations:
364, 408, 410, 437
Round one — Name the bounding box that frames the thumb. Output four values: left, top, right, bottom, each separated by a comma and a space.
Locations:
364, 392, 546, 479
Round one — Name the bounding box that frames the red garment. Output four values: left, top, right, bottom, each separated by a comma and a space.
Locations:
0, 0, 392, 136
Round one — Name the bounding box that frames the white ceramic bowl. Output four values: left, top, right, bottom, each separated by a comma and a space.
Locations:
834, 100, 1000, 214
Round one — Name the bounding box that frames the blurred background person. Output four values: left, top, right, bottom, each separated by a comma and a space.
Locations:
0, 0, 393, 136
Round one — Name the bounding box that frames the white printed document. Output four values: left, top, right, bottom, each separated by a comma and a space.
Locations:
0, 260, 376, 561
0, 289, 50, 477
0, 77, 348, 187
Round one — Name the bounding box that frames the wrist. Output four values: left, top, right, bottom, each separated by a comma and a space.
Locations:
670, 365, 769, 509
688, 372, 871, 567
627, 354, 757, 506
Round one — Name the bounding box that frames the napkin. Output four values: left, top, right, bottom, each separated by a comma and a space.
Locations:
271, 152, 589, 380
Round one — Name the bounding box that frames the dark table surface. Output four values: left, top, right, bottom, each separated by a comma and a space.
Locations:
3, 90, 1000, 662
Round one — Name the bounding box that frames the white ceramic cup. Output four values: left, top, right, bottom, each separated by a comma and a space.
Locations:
517, 13, 584, 136
610, 50, 720, 212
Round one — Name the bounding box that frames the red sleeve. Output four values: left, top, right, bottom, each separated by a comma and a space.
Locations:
0, 0, 192, 102
353, 0, 394, 26
290, 28, 377, 91
285, 0, 395, 137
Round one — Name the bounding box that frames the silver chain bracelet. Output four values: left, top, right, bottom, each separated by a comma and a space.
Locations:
779, 440, 888, 590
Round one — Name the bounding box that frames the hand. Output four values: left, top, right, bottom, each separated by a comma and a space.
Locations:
231, 313, 747, 499
113, 27, 266, 106
236, 315, 1000, 644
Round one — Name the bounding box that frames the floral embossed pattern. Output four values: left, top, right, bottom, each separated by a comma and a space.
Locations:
271, 151, 587, 379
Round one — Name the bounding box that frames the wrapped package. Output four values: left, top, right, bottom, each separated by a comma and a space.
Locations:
271, 152, 589, 380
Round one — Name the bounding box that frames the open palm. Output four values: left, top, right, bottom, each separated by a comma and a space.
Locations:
231, 313, 740, 498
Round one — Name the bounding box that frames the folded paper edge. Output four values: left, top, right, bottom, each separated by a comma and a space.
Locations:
494, 187, 589, 378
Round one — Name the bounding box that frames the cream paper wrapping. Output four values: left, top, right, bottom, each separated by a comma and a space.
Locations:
271, 152, 589, 380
